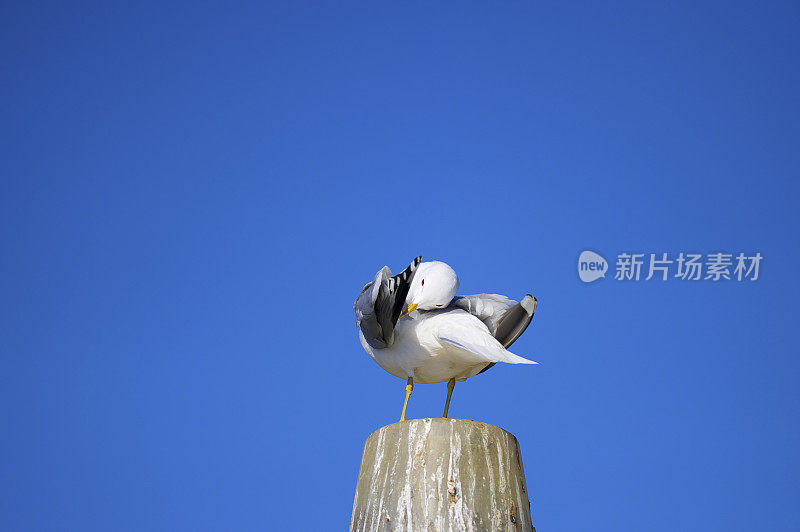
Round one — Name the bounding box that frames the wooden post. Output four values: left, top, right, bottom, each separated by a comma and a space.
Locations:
350, 418, 534, 531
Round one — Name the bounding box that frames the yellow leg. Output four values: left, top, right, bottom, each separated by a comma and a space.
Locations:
443, 378, 455, 418
400, 377, 413, 421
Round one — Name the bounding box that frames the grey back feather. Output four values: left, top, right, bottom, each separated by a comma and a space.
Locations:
453, 293, 537, 374
354, 256, 422, 349
452, 294, 516, 336
452, 293, 537, 347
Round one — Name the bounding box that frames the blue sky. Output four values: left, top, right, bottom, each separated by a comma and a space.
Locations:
2, 2, 799, 530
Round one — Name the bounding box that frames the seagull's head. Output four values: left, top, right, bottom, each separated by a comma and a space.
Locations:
403, 261, 459, 315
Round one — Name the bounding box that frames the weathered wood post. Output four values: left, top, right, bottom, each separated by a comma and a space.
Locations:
350, 418, 534, 531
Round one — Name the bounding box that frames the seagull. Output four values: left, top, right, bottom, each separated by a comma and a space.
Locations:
354, 257, 537, 421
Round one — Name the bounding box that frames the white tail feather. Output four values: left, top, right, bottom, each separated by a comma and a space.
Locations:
440, 336, 538, 365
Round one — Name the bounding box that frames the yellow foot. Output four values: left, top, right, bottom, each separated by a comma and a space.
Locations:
400, 377, 413, 421
443, 378, 455, 418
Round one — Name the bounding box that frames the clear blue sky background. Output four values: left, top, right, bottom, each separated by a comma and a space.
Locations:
2, 2, 799, 530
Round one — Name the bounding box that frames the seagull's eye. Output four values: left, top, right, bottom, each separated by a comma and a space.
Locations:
421, 279, 424, 286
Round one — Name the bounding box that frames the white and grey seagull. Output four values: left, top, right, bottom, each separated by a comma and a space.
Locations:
354, 257, 537, 421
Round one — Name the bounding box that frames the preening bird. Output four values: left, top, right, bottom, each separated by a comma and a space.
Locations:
354, 257, 537, 421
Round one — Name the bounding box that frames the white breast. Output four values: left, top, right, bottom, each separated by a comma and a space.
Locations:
359, 309, 496, 384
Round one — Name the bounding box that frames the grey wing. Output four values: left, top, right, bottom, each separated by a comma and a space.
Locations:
452, 293, 537, 374
453, 293, 537, 347
353, 268, 390, 348
354, 256, 422, 349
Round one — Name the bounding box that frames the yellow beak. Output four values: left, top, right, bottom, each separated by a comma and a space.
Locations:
400, 303, 418, 318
